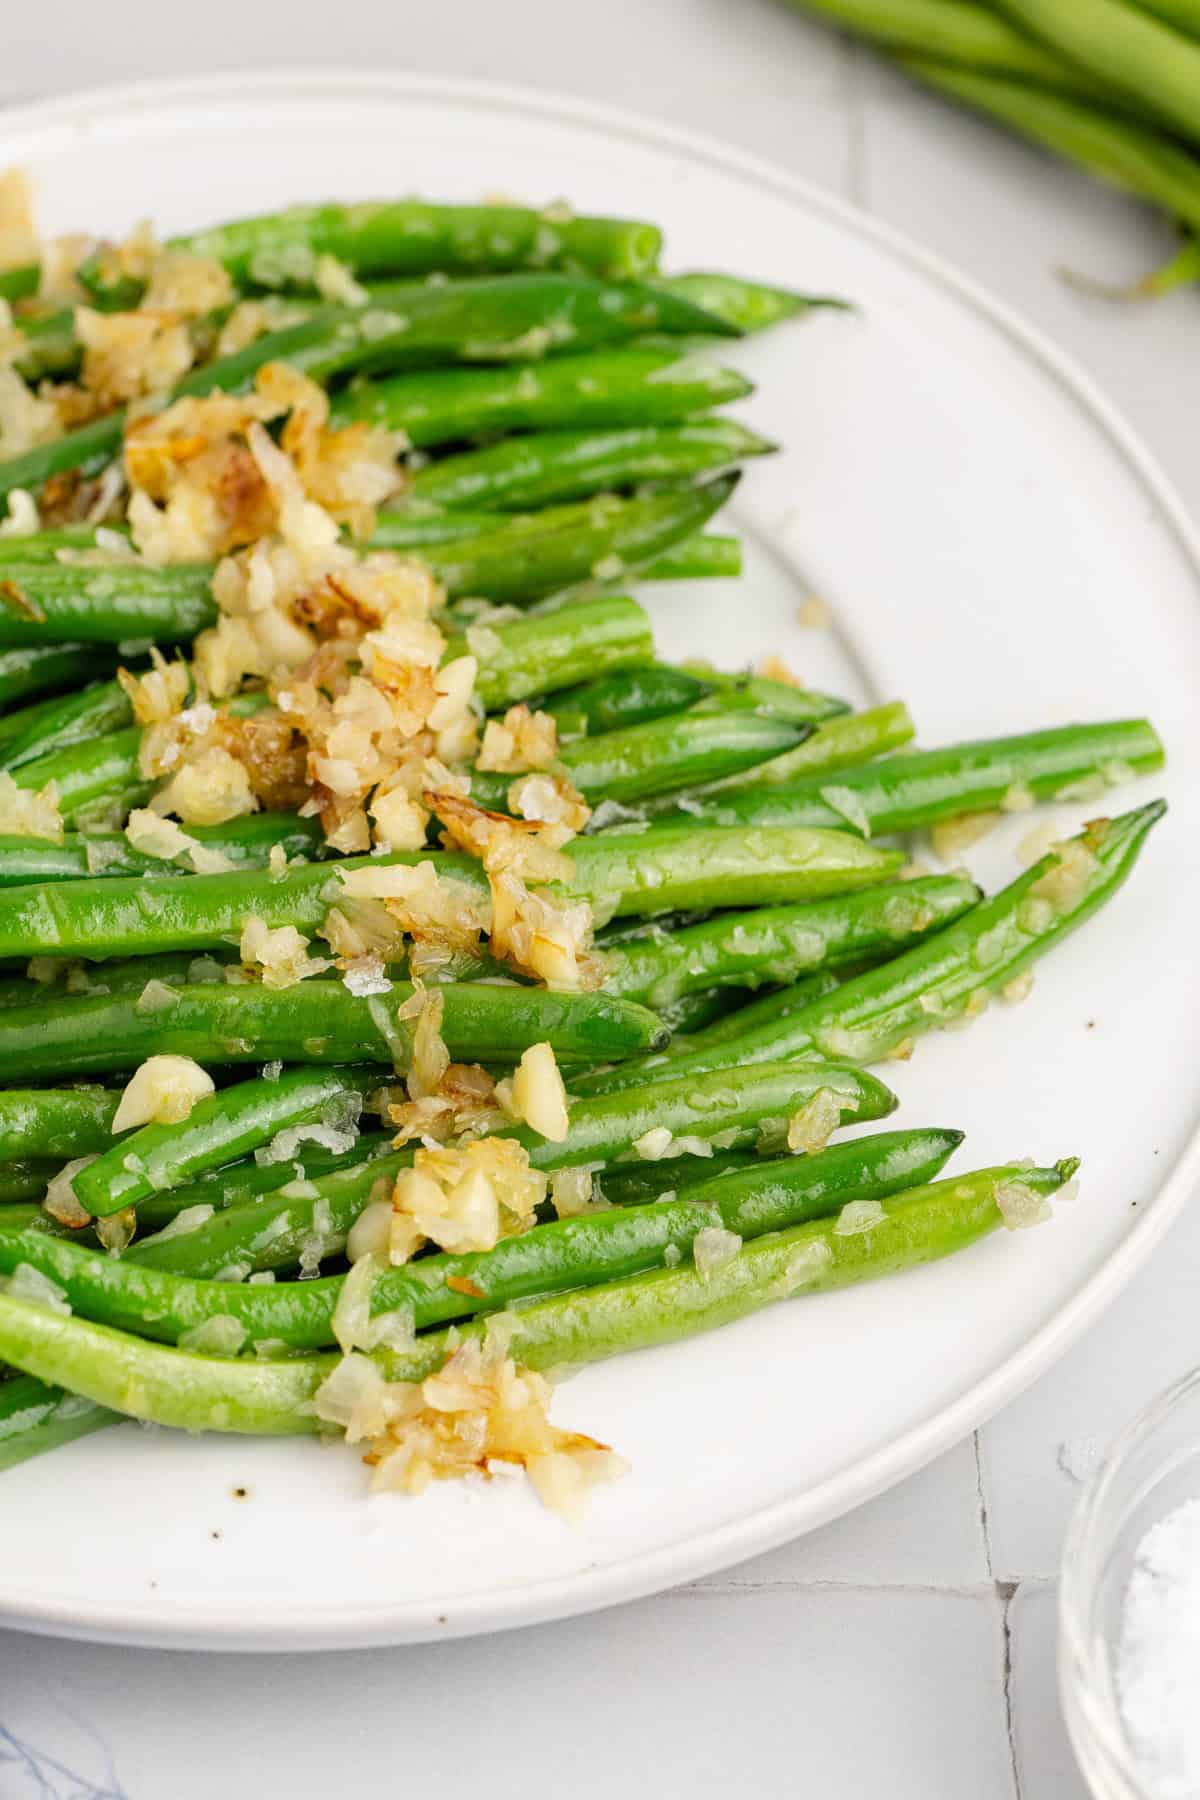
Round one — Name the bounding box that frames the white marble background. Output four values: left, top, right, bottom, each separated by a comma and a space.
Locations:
1, 5, 1198, 1794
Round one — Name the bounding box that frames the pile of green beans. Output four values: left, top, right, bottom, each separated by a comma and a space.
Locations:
783, 0, 1200, 268
0, 185, 1167, 1508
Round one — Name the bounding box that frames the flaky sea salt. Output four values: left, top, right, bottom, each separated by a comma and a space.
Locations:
1117, 1496, 1200, 1796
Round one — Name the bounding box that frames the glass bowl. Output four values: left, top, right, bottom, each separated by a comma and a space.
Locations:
1060, 1365, 1200, 1800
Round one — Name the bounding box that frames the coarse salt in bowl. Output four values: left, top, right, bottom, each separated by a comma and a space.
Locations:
1060, 1365, 1200, 1800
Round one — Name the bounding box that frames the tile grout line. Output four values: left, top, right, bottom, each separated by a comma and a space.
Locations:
976, 1430, 1025, 1800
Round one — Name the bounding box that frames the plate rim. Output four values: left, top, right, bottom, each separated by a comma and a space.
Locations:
1, 64, 1197, 1651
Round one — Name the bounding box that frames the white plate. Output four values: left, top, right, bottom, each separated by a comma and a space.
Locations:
0, 70, 1197, 1652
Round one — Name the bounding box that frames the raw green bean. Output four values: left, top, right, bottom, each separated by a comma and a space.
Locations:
0, 978, 668, 1081
995, 0, 1200, 150
782, 0, 1120, 97
0, 1162, 1073, 1444
0, 1087, 120, 1160
72, 1069, 374, 1217
0, 1125, 958, 1349
407, 420, 774, 512
906, 62, 1200, 236
331, 347, 753, 445
652, 273, 848, 332
469, 709, 809, 810
124, 1059, 895, 1279
647, 719, 1164, 833
602, 874, 978, 1007
0, 813, 326, 888
573, 801, 1165, 1093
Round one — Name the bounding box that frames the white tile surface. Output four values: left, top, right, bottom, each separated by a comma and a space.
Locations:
0, 1586, 1014, 1800
5, 3, 1199, 1793
981, 1194, 1200, 1582
1009, 1583, 1092, 1800
692, 1437, 988, 1588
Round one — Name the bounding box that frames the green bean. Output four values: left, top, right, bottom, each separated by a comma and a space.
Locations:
9, 727, 149, 822
407, 420, 774, 512
0, 565, 215, 647
72, 1069, 374, 1217
668, 702, 916, 800
0, 813, 326, 888
654, 985, 752, 1036
470, 708, 809, 810
0, 1375, 112, 1471
640, 534, 741, 581
442, 592, 654, 709
125, 1059, 895, 1280
83, 201, 664, 304
409, 478, 741, 604
906, 62, 1200, 237
0, 678, 135, 771
0, 692, 74, 758
0, 488, 731, 654
0, 1161, 1073, 1444
0, 823, 902, 960
674, 972, 843, 1051
544, 664, 711, 736
602, 874, 978, 1007
133, 1129, 398, 1233
781, 0, 1121, 97
0, 1087, 120, 1160
0, 644, 112, 711
0, 265, 38, 304
646, 719, 1164, 833
573, 801, 1165, 1094
567, 822, 905, 923
0, 950, 236, 1009
0, 1161, 59, 1204
332, 346, 753, 445
593, 1145, 769, 1206
651, 273, 849, 332
0, 1124, 957, 1352
0, 977, 668, 1081
995, 0, 1200, 150
685, 670, 850, 726
0, 275, 735, 502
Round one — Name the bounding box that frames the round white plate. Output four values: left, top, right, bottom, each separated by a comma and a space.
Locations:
0, 71, 1196, 1652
